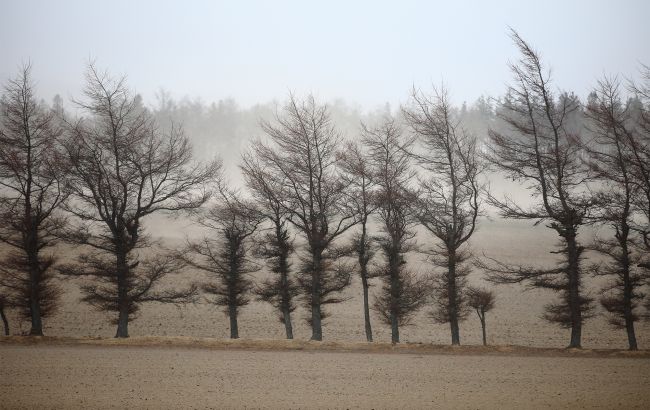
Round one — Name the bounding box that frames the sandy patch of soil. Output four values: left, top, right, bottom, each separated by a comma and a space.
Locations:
1, 343, 648, 409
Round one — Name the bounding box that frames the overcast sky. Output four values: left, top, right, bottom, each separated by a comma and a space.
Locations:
1, 0, 649, 110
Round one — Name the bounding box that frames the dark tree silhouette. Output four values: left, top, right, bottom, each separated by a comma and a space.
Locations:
0, 294, 10, 335
364, 117, 429, 344
241, 154, 299, 339
59, 65, 219, 338
584, 76, 645, 350
481, 30, 594, 348
403, 86, 484, 345
466, 286, 495, 346
0, 64, 66, 336
628, 66, 650, 294
185, 190, 263, 339
247, 94, 357, 341
338, 141, 379, 342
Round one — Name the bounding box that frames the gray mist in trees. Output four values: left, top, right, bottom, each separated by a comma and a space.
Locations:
246, 94, 357, 341
403, 86, 485, 346
0, 64, 67, 336
584, 76, 647, 351
364, 117, 429, 344
59, 65, 220, 338
480, 30, 594, 348
338, 142, 379, 342
184, 189, 263, 339
241, 154, 299, 339
466, 287, 495, 346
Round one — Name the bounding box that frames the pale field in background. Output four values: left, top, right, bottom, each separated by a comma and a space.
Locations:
6, 216, 649, 349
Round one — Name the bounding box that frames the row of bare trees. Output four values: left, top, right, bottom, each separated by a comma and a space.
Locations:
1, 30, 649, 349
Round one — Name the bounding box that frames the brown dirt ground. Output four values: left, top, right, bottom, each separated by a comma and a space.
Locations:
1, 340, 649, 409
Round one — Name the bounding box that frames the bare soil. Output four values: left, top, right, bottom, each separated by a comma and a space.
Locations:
1, 341, 649, 409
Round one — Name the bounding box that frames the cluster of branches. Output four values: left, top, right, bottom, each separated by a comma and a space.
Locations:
403, 86, 485, 345
243, 95, 358, 341
5, 30, 650, 349
0, 64, 66, 335
56, 65, 221, 338
480, 29, 595, 349
184, 189, 262, 339
582, 70, 650, 350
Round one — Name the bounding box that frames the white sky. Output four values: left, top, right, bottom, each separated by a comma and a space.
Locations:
1, 0, 649, 110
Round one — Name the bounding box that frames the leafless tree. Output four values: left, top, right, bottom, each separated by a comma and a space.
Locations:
403, 86, 485, 345
0, 294, 10, 335
480, 30, 594, 348
59, 65, 220, 338
241, 153, 299, 339
0, 64, 67, 336
466, 287, 495, 346
184, 189, 262, 339
247, 94, 357, 341
624, 65, 650, 322
364, 117, 429, 344
338, 141, 379, 342
584, 75, 646, 350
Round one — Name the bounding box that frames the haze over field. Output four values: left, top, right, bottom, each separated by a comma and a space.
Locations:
3, 2, 650, 409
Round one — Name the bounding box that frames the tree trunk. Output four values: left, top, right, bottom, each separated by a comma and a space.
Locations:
361, 273, 373, 342
280, 267, 293, 339
1, 306, 9, 336
622, 266, 638, 350
619, 229, 638, 351
28, 282, 43, 336
480, 309, 487, 346
27, 231, 43, 336
448, 250, 460, 345
310, 249, 323, 341
115, 250, 130, 338
282, 308, 293, 340
389, 249, 400, 344
566, 232, 582, 349
229, 304, 239, 339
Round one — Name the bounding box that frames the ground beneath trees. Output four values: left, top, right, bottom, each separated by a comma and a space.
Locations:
1, 338, 649, 409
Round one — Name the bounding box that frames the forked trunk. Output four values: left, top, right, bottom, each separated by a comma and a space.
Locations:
480, 310, 487, 346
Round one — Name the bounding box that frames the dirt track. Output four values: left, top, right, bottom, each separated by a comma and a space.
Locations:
2, 343, 649, 409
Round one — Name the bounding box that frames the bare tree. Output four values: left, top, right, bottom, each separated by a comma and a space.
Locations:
481, 30, 594, 348
59, 65, 219, 338
403, 86, 485, 345
338, 141, 379, 342
241, 153, 299, 339
247, 94, 357, 341
0, 64, 67, 336
0, 294, 10, 335
584, 75, 645, 350
184, 189, 263, 339
466, 287, 495, 346
364, 117, 428, 344
628, 65, 650, 255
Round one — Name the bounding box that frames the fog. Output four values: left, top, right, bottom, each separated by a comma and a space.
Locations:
3, 0, 648, 183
